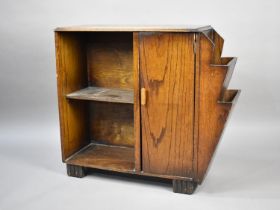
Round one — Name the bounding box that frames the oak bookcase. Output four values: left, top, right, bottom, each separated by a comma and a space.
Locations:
55, 25, 240, 194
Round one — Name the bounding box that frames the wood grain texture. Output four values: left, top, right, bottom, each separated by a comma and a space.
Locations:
133, 32, 141, 171
216, 57, 237, 99
66, 86, 134, 104
55, 28, 241, 193
55, 25, 212, 32
139, 32, 195, 177
87, 32, 133, 89
192, 33, 200, 180
66, 143, 135, 172
195, 30, 240, 183
90, 102, 134, 147
55, 32, 89, 160
219, 89, 240, 104
66, 143, 193, 181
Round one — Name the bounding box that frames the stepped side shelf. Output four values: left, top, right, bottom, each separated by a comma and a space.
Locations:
66, 86, 134, 104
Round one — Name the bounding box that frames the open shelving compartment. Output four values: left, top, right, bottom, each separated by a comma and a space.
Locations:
56, 31, 136, 173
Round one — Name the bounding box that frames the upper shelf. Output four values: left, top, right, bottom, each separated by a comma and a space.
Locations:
55, 25, 212, 32
66, 86, 134, 104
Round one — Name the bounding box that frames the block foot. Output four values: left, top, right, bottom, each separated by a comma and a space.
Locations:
172, 180, 197, 194
66, 164, 87, 178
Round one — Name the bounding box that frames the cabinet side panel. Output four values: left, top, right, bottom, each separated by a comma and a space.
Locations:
193, 33, 200, 180
196, 31, 240, 183
139, 33, 195, 177
55, 32, 89, 161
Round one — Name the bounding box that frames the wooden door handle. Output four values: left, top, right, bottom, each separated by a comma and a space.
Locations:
141, 88, 147, 105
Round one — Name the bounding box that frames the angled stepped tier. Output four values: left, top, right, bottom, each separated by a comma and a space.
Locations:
55, 25, 240, 194
194, 29, 241, 183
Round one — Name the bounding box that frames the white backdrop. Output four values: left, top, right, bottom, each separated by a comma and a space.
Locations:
0, 0, 279, 209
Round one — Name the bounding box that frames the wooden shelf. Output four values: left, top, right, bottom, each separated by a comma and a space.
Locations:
65, 143, 135, 172
66, 87, 134, 104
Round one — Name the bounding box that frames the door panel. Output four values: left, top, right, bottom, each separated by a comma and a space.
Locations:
139, 32, 195, 177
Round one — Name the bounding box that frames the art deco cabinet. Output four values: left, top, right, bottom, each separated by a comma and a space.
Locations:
55, 25, 240, 194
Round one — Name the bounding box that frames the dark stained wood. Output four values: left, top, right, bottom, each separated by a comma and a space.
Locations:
219, 89, 240, 104
66, 143, 193, 180
55, 26, 240, 194
55, 32, 89, 161
66, 86, 134, 104
213, 57, 237, 99
67, 164, 87, 178
193, 32, 200, 180
65, 143, 135, 172
133, 32, 141, 171
139, 32, 195, 177
90, 102, 134, 147
173, 180, 197, 194
87, 32, 133, 89
212, 31, 224, 65
138, 172, 192, 181
201, 29, 224, 64
195, 30, 240, 183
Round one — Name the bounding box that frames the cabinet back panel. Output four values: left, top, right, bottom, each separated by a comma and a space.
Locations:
86, 32, 133, 89
90, 102, 134, 147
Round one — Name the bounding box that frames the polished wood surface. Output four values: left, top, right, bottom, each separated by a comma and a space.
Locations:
55, 25, 212, 32
87, 32, 133, 89
195, 30, 240, 183
55, 27, 240, 194
193, 33, 200, 180
133, 32, 141, 171
139, 32, 195, 177
66, 143, 193, 181
66, 143, 135, 172
90, 102, 134, 147
66, 86, 133, 104
55, 32, 89, 160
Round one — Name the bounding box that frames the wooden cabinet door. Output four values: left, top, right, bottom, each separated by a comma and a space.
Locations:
139, 32, 195, 177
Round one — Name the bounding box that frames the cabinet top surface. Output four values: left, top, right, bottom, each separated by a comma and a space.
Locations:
55, 25, 212, 32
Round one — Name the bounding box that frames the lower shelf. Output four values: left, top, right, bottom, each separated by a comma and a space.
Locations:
65, 143, 193, 182
65, 143, 135, 173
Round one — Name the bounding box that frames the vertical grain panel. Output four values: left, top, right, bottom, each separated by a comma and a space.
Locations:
196, 32, 238, 183
90, 102, 134, 147
133, 32, 141, 171
139, 32, 195, 177
193, 33, 200, 179
87, 33, 133, 89
55, 32, 89, 160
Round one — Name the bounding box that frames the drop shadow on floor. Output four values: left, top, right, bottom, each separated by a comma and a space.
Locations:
85, 168, 173, 192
